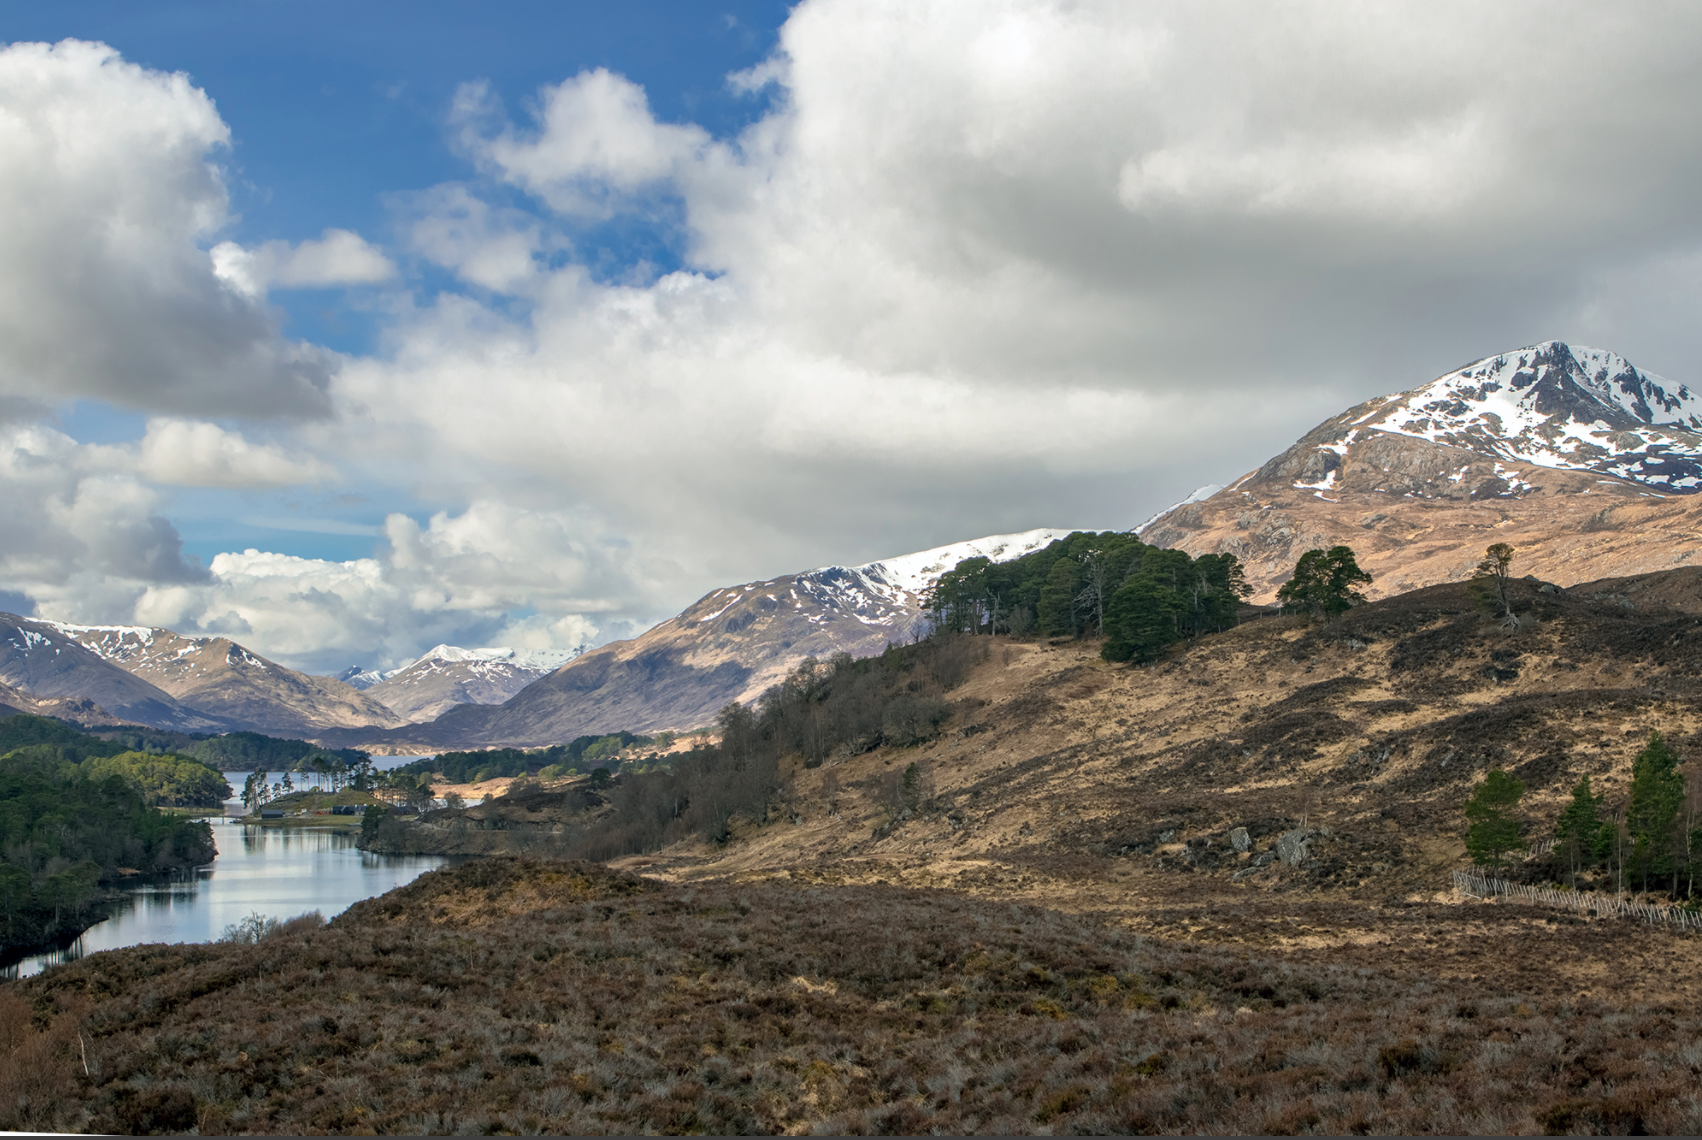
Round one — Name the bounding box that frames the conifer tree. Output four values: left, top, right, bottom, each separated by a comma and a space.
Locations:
1554, 774, 1602, 887
1471, 542, 1520, 627
1277, 545, 1372, 621
1464, 769, 1526, 868
1627, 730, 1685, 895
1037, 557, 1082, 636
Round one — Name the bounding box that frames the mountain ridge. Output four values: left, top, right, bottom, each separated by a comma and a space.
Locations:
357, 644, 587, 723
19, 618, 404, 737
326, 528, 1072, 751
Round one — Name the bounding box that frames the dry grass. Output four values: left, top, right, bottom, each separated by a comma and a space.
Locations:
7, 858, 1702, 1135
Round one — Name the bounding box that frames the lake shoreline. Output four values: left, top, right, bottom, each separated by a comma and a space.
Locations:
3, 819, 451, 979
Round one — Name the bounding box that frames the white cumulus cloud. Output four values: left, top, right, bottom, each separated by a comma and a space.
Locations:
123, 501, 654, 672
0, 39, 335, 416
210, 228, 396, 298
133, 419, 338, 488
16, 3, 1702, 678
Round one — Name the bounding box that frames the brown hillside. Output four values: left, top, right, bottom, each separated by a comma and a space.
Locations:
11, 856, 1702, 1134
608, 569, 1702, 946
18, 574, 1702, 1134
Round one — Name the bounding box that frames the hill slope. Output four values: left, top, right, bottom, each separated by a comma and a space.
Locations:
608, 567, 1702, 928
0, 615, 222, 731
337, 529, 1069, 751
1144, 341, 1702, 600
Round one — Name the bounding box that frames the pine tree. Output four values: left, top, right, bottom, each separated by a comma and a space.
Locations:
1038, 557, 1082, 636
1464, 769, 1526, 868
1277, 546, 1372, 621
1554, 774, 1602, 888
1471, 542, 1519, 627
1627, 730, 1685, 895
241, 770, 262, 814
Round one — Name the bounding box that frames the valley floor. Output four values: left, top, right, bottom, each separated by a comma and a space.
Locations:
5, 858, 1700, 1135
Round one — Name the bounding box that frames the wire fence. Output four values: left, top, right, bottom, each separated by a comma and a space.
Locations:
1453, 869, 1702, 933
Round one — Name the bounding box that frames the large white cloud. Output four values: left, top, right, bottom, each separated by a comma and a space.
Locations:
210, 229, 396, 297
0, 424, 205, 621
0, 39, 344, 416
132, 419, 339, 488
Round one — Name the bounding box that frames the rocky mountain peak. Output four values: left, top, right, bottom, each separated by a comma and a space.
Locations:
1346, 341, 1702, 491
1144, 341, 1702, 604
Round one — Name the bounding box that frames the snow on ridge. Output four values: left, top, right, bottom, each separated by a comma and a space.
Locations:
38, 619, 162, 642
339, 666, 401, 690
809, 528, 1074, 603
417, 644, 580, 669
1135, 485, 1225, 534
400, 644, 582, 672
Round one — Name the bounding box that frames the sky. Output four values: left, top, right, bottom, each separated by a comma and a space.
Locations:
5, 1, 1702, 675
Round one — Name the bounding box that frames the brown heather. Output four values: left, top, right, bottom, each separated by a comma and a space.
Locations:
5, 858, 1702, 1135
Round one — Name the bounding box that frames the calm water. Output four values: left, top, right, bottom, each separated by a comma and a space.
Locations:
4, 758, 448, 980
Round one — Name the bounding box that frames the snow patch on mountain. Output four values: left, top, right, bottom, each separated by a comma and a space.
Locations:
412, 645, 583, 671
338, 665, 402, 690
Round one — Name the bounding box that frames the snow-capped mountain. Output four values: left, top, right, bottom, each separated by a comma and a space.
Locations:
1142, 340, 1702, 602
1359, 341, 1702, 490
29, 619, 403, 736
694, 528, 1068, 638
0, 614, 220, 731
324, 528, 1073, 751
358, 644, 586, 723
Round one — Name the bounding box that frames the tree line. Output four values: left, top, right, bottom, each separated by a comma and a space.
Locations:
397, 731, 658, 787
924, 531, 1253, 662
527, 635, 986, 861
1465, 731, 1702, 900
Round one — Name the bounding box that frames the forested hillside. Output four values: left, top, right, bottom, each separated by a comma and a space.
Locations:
0, 716, 219, 960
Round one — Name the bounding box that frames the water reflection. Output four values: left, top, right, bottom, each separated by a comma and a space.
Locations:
5, 815, 449, 979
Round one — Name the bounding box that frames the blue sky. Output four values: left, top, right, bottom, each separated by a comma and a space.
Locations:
16, 1, 792, 567
4, 2, 1702, 672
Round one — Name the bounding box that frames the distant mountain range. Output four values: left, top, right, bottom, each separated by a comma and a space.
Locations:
322, 529, 1070, 752
342, 645, 584, 723
0, 615, 405, 737
1143, 340, 1702, 599
0, 530, 1070, 747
